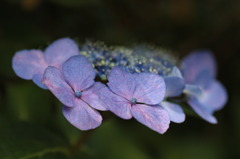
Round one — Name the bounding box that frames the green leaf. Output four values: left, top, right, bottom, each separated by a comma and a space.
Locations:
81, 119, 151, 159
0, 122, 70, 159
5, 83, 52, 124
158, 136, 223, 159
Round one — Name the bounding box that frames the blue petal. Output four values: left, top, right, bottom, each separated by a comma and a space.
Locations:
164, 76, 185, 97
199, 80, 227, 111
32, 74, 48, 89
12, 50, 47, 80
161, 101, 185, 123
188, 97, 217, 124
168, 67, 183, 79
131, 104, 170, 134
133, 73, 166, 105
108, 67, 166, 105
82, 82, 108, 111
107, 66, 137, 100
62, 99, 102, 130
62, 55, 96, 92
43, 66, 75, 107
45, 38, 79, 69
183, 84, 203, 97
99, 86, 132, 119
194, 69, 213, 88
181, 50, 216, 85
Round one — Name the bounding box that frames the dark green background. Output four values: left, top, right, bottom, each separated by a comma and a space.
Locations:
0, 0, 239, 158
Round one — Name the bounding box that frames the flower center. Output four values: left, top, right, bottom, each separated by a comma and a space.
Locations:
75, 91, 82, 98
80, 42, 177, 81
130, 98, 137, 105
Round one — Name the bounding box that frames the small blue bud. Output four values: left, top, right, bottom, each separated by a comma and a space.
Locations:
75, 91, 82, 98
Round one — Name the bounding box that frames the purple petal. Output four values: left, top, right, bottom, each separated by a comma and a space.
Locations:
183, 84, 203, 97
194, 70, 213, 88
133, 73, 166, 105
32, 74, 48, 89
62, 55, 96, 92
99, 86, 132, 119
199, 80, 227, 111
62, 99, 102, 130
164, 76, 185, 97
12, 50, 47, 80
188, 97, 217, 124
131, 104, 170, 134
42, 66, 75, 107
81, 82, 108, 111
45, 38, 79, 69
107, 66, 137, 100
168, 67, 183, 78
161, 101, 185, 123
181, 50, 216, 85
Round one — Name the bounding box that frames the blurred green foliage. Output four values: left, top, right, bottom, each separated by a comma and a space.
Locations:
0, 0, 240, 158
0, 122, 69, 159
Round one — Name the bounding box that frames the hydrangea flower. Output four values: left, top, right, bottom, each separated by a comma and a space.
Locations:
181, 50, 228, 123
81, 43, 186, 132
12, 38, 79, 89
43, 55, 107, 130
11, 38, 228, 133
99, 66, 170, 134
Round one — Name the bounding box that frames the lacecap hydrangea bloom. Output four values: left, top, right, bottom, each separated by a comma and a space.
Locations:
12, 38, 228, 134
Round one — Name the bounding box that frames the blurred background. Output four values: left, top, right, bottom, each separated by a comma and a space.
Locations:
0, 0, 239, 158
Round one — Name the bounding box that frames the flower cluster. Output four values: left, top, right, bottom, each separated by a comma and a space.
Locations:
12, 38, 228, 134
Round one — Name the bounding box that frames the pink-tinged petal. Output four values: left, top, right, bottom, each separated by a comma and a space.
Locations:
32, 74, 48, 89
164, 76, 185, 97
107, 66, 136, 100
45, 38, 79, 69
188, 97, 217, 124
200, 80, 228, 111
181, 50, 216, 84
82, 82, 108, 111
12, 50, 47, 80
42, 66, 75, 107
99, 86, 132, 119
63, 55, 96, 92
131, 104, 170, 134
161, 101, 185, 123
62, 99, 102, 130
133, 73, 166, 105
